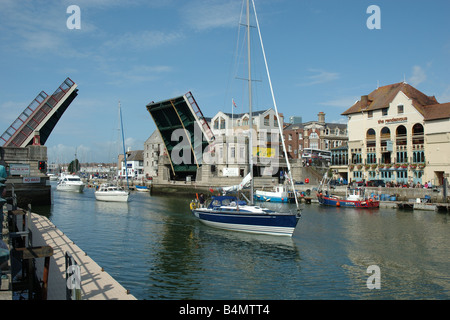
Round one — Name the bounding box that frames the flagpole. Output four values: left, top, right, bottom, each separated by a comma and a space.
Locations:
231, 98, 234, 132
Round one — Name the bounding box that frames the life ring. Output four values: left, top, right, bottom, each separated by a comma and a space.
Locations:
190, 201, 197, 210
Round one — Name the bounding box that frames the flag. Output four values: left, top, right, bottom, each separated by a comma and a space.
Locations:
232, 98, 237, 108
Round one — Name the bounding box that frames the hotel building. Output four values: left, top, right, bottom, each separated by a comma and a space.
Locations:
341, 82, 450, 186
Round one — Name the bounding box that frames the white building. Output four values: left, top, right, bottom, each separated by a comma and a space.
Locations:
342, 82, 450, 186
119, 150, 144, 180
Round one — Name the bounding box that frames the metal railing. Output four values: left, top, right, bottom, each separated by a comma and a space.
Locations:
65, 252, 81, 300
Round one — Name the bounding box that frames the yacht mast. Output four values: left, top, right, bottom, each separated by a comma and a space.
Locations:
251, 0, 300, 212
247, 0, 254, 205
119, 101, 129, 189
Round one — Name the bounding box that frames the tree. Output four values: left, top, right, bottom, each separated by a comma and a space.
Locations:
68, 159, 80, 174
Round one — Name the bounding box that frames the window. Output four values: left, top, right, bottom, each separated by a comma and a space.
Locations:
264, 115, 270, 126
310, 132, 318, 139
367, 153, 376, 164
368, 110, 373, 118
396, 151, 407, 163
230, 147, 235, 158
351, 152, 362, 164
243, 117, 249, 126
239, 146, 245, 159
382, 108, 388, 116
397, 105, 404, 114
288, 134, 292, 141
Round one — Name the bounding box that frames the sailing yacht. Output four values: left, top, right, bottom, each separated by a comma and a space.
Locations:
190, 0, 301, 237
95, 101, 130, 202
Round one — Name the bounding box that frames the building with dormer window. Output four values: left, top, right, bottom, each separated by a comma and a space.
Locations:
342, 82, 450, 186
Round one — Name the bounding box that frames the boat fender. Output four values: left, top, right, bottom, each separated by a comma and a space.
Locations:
336, 202, 340, 207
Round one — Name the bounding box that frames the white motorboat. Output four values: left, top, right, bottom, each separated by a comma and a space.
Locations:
56, 173, 85, 192
95, 183, 129, 202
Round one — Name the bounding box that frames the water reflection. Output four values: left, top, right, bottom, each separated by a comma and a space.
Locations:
31, 185, 449, 300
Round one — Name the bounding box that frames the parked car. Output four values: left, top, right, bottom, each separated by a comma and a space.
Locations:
367, 180, 385, 187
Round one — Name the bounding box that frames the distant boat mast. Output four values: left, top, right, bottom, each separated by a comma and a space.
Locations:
119, 101, 129, 189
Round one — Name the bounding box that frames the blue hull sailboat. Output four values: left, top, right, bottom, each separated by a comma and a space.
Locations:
192, 196, 299, 236
190, 0, 301, 237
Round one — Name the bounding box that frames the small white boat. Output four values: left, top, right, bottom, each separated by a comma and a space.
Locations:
95, 183, 129, 202
56, 173, 85, 193
254, 184, 295, 203
135, 185, 149, 192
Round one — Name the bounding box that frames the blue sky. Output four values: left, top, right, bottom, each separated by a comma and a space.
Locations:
1, 0, 449, 163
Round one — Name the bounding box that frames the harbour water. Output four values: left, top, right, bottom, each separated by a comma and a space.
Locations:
33, 182, 449, 300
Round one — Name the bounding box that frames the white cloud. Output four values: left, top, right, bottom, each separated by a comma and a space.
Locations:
408, 65, 427, 86
297, 69, 340, 86
100, 63, 174, 86
103, 31, 183, 51
318, 97, 358, 108
438, 85, 450, 102
182, 0, 242, 31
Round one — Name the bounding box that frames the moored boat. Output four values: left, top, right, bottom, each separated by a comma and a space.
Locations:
317, 186, 379, 208
254, 184, 295, 203
95, 183, 129, 202
135, 185, 149, 192
56, 173, 85, 193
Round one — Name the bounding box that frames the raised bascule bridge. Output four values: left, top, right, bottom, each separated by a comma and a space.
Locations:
1, 77, 78, 205
146, 92, 215, 181
1, 78, 78, 148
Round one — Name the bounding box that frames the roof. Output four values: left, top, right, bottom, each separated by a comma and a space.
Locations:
421, 102, 450, 121
283, 122, 347, 131
221, 109, 272, 118
341, 82, 440, 117
126, 150, 143, 161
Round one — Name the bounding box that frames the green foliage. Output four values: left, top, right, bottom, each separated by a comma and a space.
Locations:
68, 159, 80, 173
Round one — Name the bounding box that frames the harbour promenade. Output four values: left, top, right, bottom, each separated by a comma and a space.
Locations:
29, 212, 136, 300
1, 204, 136, 300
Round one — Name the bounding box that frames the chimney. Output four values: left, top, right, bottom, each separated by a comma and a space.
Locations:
361, 95, 369, 108
318, 112, 325, 124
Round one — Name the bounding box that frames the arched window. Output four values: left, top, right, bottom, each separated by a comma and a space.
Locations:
412, 123, 424, 145
396, 125, 407, 146
366, 128, 376, 147
380, 127, 390, 147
